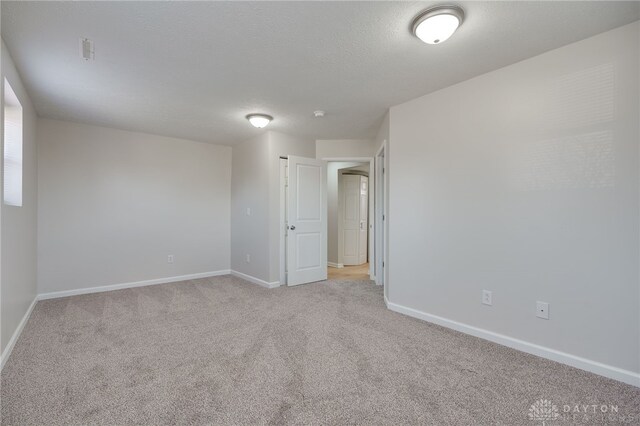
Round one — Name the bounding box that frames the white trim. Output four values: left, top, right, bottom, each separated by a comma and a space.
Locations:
1, 296, 38, 370
375, 140, 388, 290
385, 299, 640, 387
327, 262, 344, 269
320, 157, 373, 162
231, 270, 280, 288
37, 270, 231, 300
279, 158, 288, 286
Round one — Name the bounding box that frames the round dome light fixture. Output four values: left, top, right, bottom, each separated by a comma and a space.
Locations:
246, 113, 273, 128
412, 5, 464, 45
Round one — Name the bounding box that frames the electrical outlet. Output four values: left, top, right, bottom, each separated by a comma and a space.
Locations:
482, 290, 492, 306
536, 301, 549, 320
167, 255, 174, 264
246, 254, 251, 263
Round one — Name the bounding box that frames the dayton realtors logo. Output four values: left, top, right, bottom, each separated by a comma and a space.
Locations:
528, 399, 560, 425
528, 399, 632, 424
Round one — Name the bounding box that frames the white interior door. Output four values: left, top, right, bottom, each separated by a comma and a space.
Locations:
342, 175, 360, 265
287, 156, 327, 286
343, 175, 368, 266
359, 176, 368, 264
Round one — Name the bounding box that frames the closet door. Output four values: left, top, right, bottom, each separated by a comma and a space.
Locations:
343, 175, 368, 266
342, 175, 361, 266
287, 156, 327, 286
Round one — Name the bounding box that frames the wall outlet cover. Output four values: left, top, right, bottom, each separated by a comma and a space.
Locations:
536, 301, 549, 319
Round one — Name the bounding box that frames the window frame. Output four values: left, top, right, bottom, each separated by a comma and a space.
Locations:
3, 77, 23, 207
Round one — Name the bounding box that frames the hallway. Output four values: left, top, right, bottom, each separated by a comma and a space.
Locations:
327, 263, 370, 281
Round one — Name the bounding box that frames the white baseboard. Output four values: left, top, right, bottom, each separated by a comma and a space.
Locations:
231, 270, 280, 288
1, 296, 38, 371
386, 299, 640, 388
328, 262, 344, 269
37, 270, 231, 300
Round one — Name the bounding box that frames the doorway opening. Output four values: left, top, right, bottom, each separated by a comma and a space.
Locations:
321, 156, 375, 282
278, 154, 380, 286
326, 161, 371, 281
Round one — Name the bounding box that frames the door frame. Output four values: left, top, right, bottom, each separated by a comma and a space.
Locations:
321, 157, 375, 280
374, 141, 388, 293
279, 158, 287, 286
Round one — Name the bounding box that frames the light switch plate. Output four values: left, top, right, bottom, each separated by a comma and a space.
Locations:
482, 290, 492, 306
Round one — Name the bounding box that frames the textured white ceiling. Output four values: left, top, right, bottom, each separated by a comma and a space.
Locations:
1, 1, 638, 145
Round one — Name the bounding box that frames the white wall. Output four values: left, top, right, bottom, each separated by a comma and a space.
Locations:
316, 139, 376, 159
374, 113, 389, 156
231, 130, 314, 284
388, 22, 639, 378
231, 133, 270, 282
1, 40, 38, 354
37, 119, 231, 294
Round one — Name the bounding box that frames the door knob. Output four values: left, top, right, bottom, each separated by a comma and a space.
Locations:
290, 225, 296, 230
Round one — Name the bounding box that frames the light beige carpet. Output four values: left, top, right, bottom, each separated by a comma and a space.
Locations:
2, 275, 639, 425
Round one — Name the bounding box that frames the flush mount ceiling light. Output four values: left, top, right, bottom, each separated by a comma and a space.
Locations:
412, 5, 464, 45
313, 110, 325, 118
246, 113, 273, 128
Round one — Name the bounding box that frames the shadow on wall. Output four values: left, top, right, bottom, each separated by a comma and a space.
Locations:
509, 63, 616, 191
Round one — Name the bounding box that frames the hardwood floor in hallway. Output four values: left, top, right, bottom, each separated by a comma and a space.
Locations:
327, 263, 370, 281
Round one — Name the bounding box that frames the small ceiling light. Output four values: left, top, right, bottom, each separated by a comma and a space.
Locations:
246, 114, 273, 128
412, 5, 464, 45
314, 110, 325, 118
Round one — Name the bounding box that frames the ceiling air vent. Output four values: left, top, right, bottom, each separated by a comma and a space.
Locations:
79, 38, 94, 61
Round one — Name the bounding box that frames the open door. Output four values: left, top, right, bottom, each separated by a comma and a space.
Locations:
287, 156, 327, 286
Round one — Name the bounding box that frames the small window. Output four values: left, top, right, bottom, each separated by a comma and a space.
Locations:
3, 78, 22, 207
